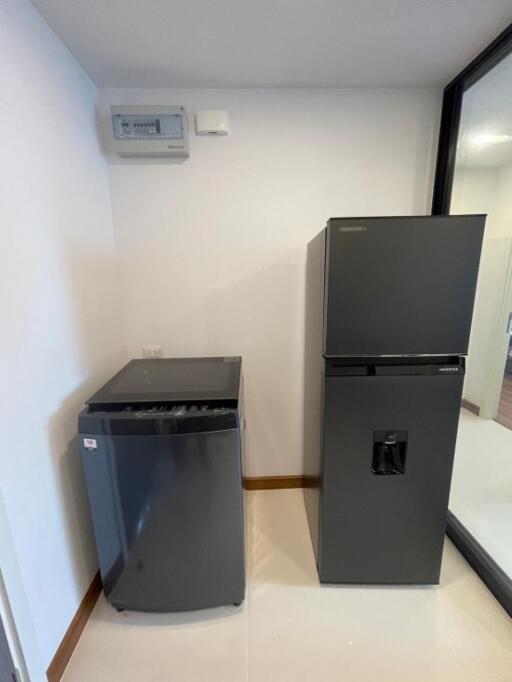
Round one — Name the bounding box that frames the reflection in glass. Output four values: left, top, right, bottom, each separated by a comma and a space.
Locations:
450, 51, 512, 579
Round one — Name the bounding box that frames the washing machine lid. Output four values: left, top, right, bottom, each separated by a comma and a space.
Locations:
86, 356, 241, 405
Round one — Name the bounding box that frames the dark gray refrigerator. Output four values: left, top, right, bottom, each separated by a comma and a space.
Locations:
304, 215, 485, 584
79, 357, 245, 612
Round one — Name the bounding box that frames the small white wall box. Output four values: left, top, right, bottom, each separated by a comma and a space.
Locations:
110, 105, 189, 158
142, 345, 163, 358
196, 110, 230, 135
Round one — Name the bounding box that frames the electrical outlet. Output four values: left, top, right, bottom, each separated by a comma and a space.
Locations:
142, 345, 163, 358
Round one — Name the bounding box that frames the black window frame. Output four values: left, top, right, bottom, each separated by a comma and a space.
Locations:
432, 22, 512, 215
431, 21, 512, 618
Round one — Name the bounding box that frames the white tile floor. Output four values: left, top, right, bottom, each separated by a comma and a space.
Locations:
452, 409, 512, 577
63, 490, 512, 682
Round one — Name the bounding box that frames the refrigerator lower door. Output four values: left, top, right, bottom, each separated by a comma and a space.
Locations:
81, 429, 245, 611
320, 372, 463, 584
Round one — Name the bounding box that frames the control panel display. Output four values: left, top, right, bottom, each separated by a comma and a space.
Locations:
112, 113, 184, 140
109, 105, 189, 158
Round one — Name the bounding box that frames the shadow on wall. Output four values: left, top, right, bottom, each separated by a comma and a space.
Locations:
44, 243, 124, 605
170, 255, 305, 478
48, 401, 97, 595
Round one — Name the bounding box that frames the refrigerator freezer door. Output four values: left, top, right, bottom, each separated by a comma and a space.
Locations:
319, 371, 463, 584
324, 215, 485, 357
81, 429, 245, 611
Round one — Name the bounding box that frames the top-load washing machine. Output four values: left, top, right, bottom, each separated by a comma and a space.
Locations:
79, 356, 245, 612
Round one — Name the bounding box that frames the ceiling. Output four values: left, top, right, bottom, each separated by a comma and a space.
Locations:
456, 50, 512, 168
31, 0, 512, 88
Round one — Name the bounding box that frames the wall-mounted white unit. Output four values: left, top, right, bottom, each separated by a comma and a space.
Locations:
110, 105, 189, 158
196, 110, 230, 135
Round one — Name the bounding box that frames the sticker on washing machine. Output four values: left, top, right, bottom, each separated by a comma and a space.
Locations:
83, 438, 97, 450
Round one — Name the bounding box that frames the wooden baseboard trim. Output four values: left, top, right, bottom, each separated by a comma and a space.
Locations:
243, 475, 305, 490
461, 398, 480, 416
47, 571, 102, 682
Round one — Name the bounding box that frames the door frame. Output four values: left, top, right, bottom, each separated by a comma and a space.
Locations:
431, 20, 512, 617
432, 22, 512, 215
0, 565, 30, 682
0, 489, 46, 682
0, 574, 20, 682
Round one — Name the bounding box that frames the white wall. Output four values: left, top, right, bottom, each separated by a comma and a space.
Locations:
494, 163, 512, 239
451, 166, 498, 233
100, 87, 441, 477
0, 0, 124, 674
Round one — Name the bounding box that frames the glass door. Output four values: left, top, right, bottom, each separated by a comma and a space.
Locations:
432, 28, 512, 616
